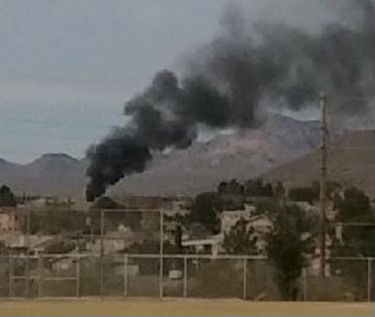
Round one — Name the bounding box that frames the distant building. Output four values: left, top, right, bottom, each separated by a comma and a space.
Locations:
181, 222, 223, 256
247, 215, 273, 254
87, 231, 134, 254
23, 196, 75, 209
220, 204, 256, 234
0, 233, 57, 254
181, 234, 224, 256
114, 195, 191, 215
0, 207, 24, 232
220, 207, 273, 255
248, 215, 273, 234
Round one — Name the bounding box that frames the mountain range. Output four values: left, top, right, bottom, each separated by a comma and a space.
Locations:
2, 114, 370, 200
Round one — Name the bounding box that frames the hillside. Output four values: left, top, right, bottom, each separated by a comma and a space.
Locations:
114, 115, 321, 196
0, 154, 87, 198
263, 130, 375, 198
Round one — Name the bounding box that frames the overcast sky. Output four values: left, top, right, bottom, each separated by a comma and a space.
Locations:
0, 0, 334, 163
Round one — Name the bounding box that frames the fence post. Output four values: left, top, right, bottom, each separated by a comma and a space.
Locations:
8, 255, 13, 297
368, 258, 372, 302
302, 268, 308, 302
37, 254, 43, 298
123, 254, 128, 297
242, 258, 247, 300
76, 256, 81, 298
183, 255, 188, 298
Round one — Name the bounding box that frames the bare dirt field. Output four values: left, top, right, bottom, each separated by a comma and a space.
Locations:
0, 298, 373, 316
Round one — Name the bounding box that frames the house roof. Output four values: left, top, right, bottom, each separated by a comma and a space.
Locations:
247, 214, 272, 223
181, 234, 223, 247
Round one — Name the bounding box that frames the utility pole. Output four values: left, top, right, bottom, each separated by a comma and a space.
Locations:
159, 210, 164, 298
25, 209, 31, 297
100, 210, 105, 297
319, 92, 328, 278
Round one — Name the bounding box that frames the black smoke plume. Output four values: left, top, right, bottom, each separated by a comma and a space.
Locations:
86, 0, 375, 201
86, 71, 230, 201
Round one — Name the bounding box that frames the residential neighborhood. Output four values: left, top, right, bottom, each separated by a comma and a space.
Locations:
0, 179, 368, 287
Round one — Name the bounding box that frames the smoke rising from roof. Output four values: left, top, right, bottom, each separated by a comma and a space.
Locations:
86, 0, 375, 201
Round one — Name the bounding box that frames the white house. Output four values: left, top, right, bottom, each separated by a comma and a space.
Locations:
181, 234, 224, 256
220, 204, 256, 234
247, 215, 273, 254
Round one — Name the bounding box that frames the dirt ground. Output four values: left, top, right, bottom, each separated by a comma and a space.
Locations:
0, 298, 373, 316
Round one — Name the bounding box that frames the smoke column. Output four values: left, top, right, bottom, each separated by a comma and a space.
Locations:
86, 0, 375, 201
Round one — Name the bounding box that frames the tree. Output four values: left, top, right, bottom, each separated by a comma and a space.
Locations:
254, 198, 281, 216
288, 187, 317, 204
289, 181, 341, 204
217, 181, 228, 194
274, 182, 286, 200
0, 185, 17, 207
223, 218, 258, 255
332, 187, 374, 257
329, 187, 374, 299
189, 192, 222, 233
244, 178, 273, 197
267, 204, 315, 300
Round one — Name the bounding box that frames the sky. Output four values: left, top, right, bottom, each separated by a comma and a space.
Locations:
0, 0, 332, 163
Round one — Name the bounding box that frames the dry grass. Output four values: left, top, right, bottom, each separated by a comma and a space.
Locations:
0, 298, 373, 316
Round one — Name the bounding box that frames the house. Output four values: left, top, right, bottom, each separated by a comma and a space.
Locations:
0, 207, 24, 232
87, 232, 133, 254
181, 222, 224, 256
247, 215, 273, 234
113, 195, 191, 216
220, 210, 273, 255
0, 233, 59, 255
246, 215, 273, 254
220, 204, 256, 234
181, 234, 224, 256
23, 196, 75, 209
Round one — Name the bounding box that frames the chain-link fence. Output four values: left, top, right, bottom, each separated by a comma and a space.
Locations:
1, 253, 374, 301
0, 208, 373, 301
304, 258, 373, 302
